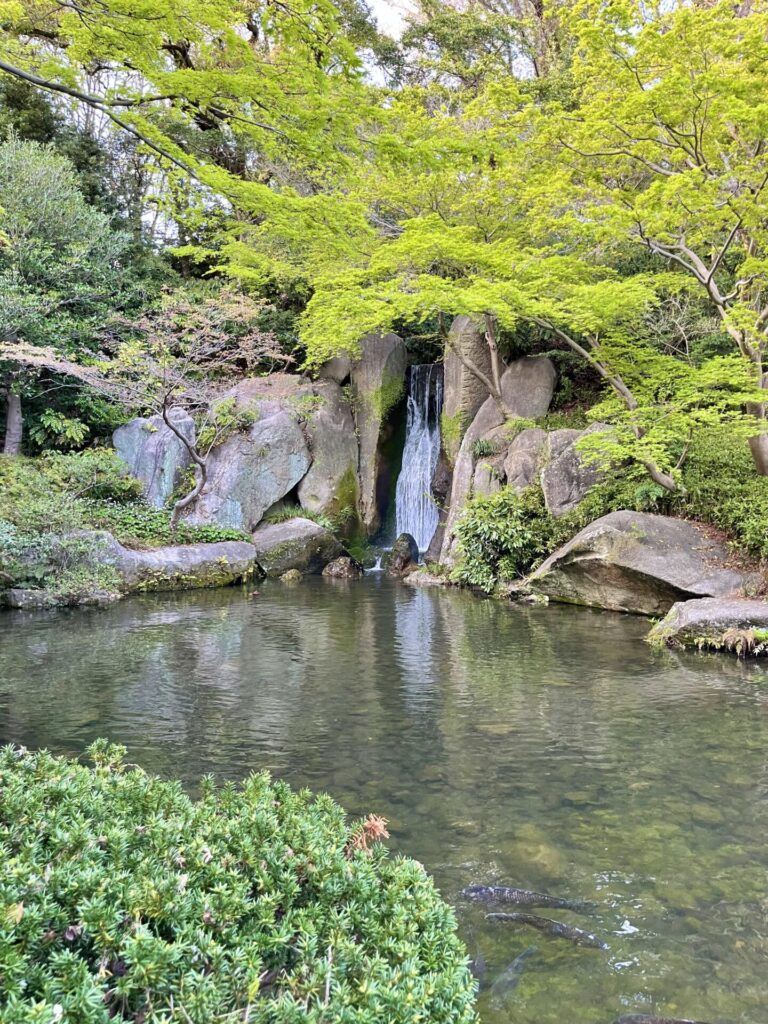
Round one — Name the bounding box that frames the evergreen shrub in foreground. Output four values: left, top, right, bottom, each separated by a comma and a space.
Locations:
0, 743, 476, 1024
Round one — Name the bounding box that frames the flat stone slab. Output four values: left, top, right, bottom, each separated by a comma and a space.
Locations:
648, 597, 768, 652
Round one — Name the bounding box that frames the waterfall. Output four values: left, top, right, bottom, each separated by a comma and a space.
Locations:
395, 364, 443, 553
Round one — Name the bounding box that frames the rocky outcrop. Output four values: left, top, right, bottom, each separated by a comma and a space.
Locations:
251, 517, 343, 577
504, 427, 547, 493
473, 455, 505, 497
351, 333, 407, 535
116, 538, 257, 591
323, 556, 364, 579
185, 410, 311, 532
441, 315, 491, 465
528, 511, 755, 615
382, 532, 420, 576
540, 424, 608, 516
648, 597, 768, 652
439, 357, 557, 563
297, 381, 359, 521
113, 408, 194, 509
317, 354, 352, 384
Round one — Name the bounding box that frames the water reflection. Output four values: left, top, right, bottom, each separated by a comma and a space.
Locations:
1, 578, 768, 1022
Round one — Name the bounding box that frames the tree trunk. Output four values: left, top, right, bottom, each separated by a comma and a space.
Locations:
746, 376, 768, 475
3, 392, 23, 455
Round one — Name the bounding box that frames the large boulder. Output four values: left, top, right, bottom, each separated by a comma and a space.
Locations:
648, 597, 768, 652
323, 556, 364, 579
184, 410, 311, 532
317, 354, 352, 384
441, 315, 491, 465
528, 511, 756, 615
540, 424, 608, 516
439, 357, 556, 563
382, 532, 419, 577
297, 381, 359, 521
251, 518, 343, 577
351, 333, 407, 535
116, 539, 257, 592
113, 408, 195, 509
504, 427, 547, 494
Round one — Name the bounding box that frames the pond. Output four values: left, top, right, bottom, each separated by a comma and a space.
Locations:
1, 576, 767, 1023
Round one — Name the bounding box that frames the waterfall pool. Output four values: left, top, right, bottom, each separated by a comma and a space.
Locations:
2, 576, 767, 1023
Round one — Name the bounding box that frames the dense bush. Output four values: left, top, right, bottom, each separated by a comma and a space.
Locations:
0, 744, 476, 1024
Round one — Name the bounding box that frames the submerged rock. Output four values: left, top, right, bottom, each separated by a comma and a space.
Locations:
113, 407, 195, 509
382, 532, 419, 576
528, 511, 755, 615
251, 517, 343, 577
351, 332, 407, 536
279, 568, 303, 583
648, 597, 768, 654
323, 556, 364, 579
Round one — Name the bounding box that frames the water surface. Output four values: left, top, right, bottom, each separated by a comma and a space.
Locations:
2, 577, 767, 1023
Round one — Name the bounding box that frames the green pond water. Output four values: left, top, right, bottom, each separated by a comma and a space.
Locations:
1, 575, 768, 1023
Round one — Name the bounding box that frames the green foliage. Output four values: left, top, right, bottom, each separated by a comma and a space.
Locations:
440, 412, 465, 465
451, 488, 554, 592
368, 375, 405, 421
263, 503, 360, 539
85, 501, 248, 550
197, 399, 258, 454
0, 743, 476, 1024
0, 453, 247, 598
470, 438, 498, 459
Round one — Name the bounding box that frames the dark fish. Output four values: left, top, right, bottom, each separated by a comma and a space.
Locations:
614, 1017, 713, 1024
461, 884, 589, 911
486, 911, 609, 949
489, 945, 537, 1009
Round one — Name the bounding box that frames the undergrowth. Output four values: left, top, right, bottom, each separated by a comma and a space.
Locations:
0, 743, 477, 1024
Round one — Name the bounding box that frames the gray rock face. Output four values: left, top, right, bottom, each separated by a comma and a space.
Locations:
648, 597, 768, 650
442, 315, 491, 464
541, 424, 608, 516
440, 357, 556, 563
322, 556, 364, 579
382, 532, 419, 576
115, 539, 257, 591
504, 428, 547, 493
351, 333, 407, 535
113, 408, 195, 509
298, 381, 359, 519
473, 455, 505, 497
528, 511, 755, 615
317, 354, 352, 384
251, 517, 343, 577
185, 410, 311, 531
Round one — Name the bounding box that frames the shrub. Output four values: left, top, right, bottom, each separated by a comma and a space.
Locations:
0, 744, 476, 1024
85, 500, 248, 549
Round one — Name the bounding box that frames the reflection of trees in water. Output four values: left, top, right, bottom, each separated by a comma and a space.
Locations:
4, 581, 768, 1024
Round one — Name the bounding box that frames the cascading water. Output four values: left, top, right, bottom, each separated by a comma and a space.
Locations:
395, 363, 443, 553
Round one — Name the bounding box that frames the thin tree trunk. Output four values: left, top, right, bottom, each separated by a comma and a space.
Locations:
161, 404, 207, 531
746, 372, 768, 475
3, 392, 23, 455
